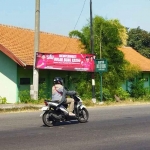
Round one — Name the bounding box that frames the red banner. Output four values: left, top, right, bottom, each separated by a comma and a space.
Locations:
35, 52, 95, 72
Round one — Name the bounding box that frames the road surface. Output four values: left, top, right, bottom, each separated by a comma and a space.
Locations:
0, 104, 150, 150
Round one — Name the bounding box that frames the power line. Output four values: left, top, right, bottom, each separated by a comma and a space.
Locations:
73, 0, 87, 30
64, 0, 87, 51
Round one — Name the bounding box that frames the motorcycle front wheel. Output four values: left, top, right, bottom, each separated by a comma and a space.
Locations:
77, 108, 89, 123
42, 111, 55, 127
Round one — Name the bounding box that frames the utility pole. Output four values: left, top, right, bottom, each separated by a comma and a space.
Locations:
90, 0, 96, 103
31, 0, 40, 100
99, 25, 104, 104
100, 24, 102, 59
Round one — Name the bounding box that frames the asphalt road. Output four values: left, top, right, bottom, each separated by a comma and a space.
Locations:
0, 104, 150, 150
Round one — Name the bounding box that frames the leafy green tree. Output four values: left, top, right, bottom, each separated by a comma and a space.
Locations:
127, 27, 150, 58
69, 16, 139, 100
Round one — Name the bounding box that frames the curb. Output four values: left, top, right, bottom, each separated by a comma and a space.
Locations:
0, 104, 43, 109
0, 102, 150, 113
0, 104, 44, 113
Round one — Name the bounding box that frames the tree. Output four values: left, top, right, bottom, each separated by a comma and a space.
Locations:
127, 27, 150, 58
69, 16, 139, 100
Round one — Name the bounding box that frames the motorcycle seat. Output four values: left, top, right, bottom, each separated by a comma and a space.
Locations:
45, 100, 59, 103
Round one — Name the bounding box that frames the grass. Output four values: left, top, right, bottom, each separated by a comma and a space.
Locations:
0, 98, 150, 113
0, 106, 41, 113
83, 98, 150, 107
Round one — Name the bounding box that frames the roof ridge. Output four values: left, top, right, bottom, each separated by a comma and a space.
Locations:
119, 46, 149, 56
0, 44, 26, 66
40, 31, 71, 39
0, 24, 75, 39
122, 46, 150, 60
0, 24, 34, 32
0, 24, 84, 66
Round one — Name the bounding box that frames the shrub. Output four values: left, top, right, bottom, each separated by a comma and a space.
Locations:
102, 88, 113, 101
19, 82, 49, 104
115, 87, 130, 100
0, 96, 7, 104
38, 82, 49, 100
19, 90, 31, 103
130, 79, 147, 98
140, 88, 150, 101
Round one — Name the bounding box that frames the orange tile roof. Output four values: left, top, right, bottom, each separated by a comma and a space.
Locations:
118, 47, 150, 71
0, 24, 150, 71
0, 44, 25, 66
0, 24, 85, 66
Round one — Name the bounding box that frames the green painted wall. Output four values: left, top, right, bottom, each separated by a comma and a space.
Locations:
17, 67, 33, 91
142, 72, 150, 88
0, 52, 18, 103
122, 72, 150, 92
17, 67, 76, 99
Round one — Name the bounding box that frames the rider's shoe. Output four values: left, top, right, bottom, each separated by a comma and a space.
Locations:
69, 112, 75, 116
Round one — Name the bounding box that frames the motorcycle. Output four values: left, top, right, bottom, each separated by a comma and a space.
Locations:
40, 94, 89, 127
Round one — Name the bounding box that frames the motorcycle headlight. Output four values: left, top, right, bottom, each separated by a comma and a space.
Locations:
78, 101, 82, 105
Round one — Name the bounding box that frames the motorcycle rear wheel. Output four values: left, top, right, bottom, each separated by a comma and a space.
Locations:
42, 111, 55, 127
77, 108, 89, 123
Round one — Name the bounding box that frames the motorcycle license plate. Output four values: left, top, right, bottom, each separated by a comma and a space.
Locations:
40, 106, 48, 117
41, 106, 48, 111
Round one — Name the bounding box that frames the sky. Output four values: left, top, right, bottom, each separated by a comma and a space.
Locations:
0, 0, 150, 36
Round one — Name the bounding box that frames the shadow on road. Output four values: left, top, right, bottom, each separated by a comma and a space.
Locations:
41, 120, 79, 127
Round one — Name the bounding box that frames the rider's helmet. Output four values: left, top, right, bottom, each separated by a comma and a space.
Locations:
53, 77, 63, 85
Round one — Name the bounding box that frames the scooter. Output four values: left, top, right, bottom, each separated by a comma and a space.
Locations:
40, 94, 89, 127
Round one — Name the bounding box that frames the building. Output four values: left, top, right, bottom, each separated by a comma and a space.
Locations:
119, 47, 150, 92
0, 24, 85, 103
0, 24, 150, 103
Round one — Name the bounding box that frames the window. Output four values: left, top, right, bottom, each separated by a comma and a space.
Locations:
20, 78, 30, 85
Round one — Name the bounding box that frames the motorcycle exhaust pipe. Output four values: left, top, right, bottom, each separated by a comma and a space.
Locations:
51, 113, 62, 120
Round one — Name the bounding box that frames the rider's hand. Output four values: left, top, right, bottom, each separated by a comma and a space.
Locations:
56, 106, 60, 110
74, 91, 77, 95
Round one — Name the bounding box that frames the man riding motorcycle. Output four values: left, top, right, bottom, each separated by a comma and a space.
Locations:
51, 77, 76, 116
